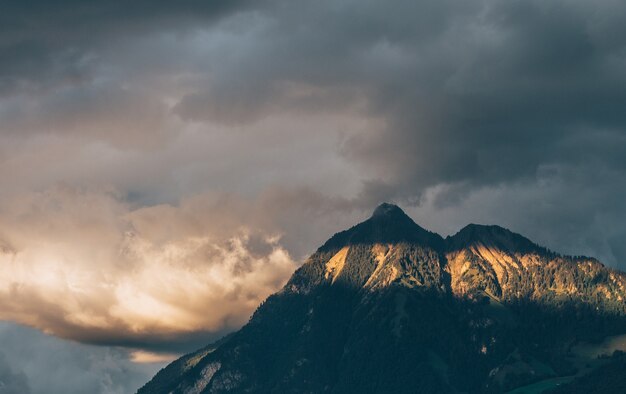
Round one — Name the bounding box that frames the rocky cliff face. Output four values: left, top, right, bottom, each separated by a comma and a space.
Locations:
139, 204, 626, 394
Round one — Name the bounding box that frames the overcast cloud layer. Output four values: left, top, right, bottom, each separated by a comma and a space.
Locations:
1, 0, 626, 391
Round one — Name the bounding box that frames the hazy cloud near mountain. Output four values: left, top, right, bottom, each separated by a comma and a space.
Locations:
0, 353, 31, 394
0, 322, 162, 394
1, 0, 626, 368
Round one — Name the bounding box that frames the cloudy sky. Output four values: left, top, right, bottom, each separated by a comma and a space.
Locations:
1, 0, 626, 392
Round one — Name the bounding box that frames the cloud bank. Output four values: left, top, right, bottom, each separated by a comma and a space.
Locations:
0, 0, 625, 375
0, 186, 295, 351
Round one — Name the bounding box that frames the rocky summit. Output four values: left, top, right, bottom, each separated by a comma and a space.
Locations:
139, 204, 626, 394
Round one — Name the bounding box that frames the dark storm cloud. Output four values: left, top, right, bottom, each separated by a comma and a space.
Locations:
0, 0, 253, 92
1, 0, 626, 356
371, 0, 626, 189
166, 0, 626, 264
156, 0, 626, 190
3, 0, 625, 182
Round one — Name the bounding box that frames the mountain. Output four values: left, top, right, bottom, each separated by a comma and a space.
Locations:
138, 203, 626, 394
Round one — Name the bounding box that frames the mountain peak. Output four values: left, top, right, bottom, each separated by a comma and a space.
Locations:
447, 223, 549, 255
371, 202, 406, 219
318, 203, 444, 252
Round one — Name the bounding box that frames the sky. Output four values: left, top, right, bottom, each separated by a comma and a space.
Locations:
1, 1, 626, 392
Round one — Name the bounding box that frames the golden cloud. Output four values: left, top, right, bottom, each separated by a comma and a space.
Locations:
0, 185, 296, 347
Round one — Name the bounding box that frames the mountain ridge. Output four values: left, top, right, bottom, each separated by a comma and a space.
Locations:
139, 203, 626, 394
320, 203, 564, 260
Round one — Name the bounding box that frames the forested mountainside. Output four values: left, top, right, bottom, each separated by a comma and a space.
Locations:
139, 203, 626, 394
